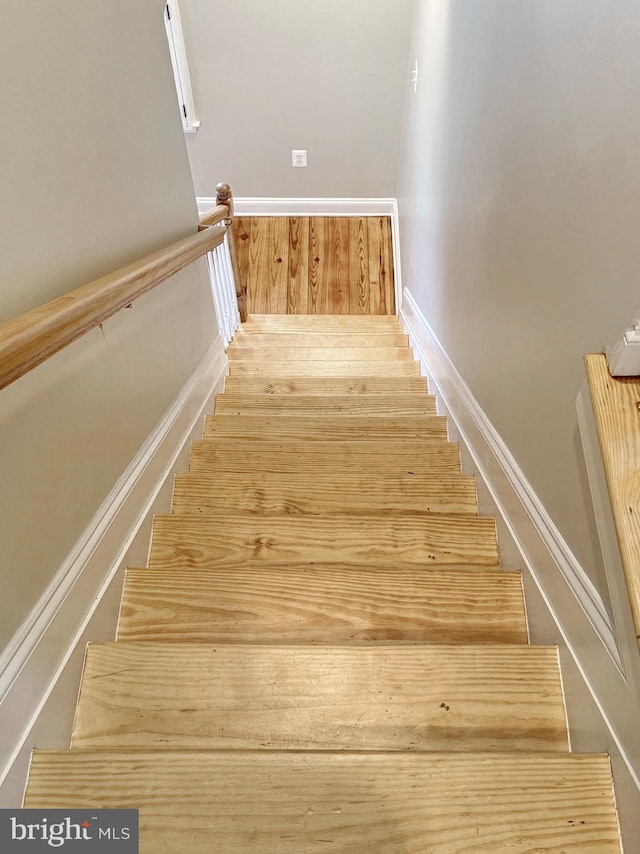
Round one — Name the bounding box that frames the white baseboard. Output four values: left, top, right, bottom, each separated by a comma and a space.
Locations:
400, 286, 640, 848
0, 338, 227, 807
197, 197, 397, 218
196, 196, 403, 316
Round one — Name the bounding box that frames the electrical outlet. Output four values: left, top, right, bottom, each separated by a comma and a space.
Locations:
292, 149, 307, 167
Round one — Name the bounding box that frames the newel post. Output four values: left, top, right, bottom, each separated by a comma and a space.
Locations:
216, 182, 247, 322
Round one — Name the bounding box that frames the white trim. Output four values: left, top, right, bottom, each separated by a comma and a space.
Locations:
196, 197, 397, 218
388, 199, 402, 324
400, 288, 618, 660
399, 286, 640, 823
0, 339, 227, 804
164, 0, 200, 133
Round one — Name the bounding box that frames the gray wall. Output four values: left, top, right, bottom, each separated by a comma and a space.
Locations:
0, 0, 217, 647
180, 0, 414, 198
397, 0, 640, 602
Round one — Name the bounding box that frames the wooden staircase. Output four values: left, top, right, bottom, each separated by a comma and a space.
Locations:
24, 315, 621, 851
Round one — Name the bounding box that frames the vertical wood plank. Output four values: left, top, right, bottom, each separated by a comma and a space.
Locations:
241, 216, 395, 316
247, 217, 270, 314
287, 217, 310, 315
367, 216, 384, 315
232, 217, 250, 306
367, 216, 395, 316
327, 218, 351, 314
309, 217, 328, 314
269, 217, 289, 313
349, 218, 370, 315
380, 215, 395, 314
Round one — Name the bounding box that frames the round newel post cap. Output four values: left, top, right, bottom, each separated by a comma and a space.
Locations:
216, 182, 232, 203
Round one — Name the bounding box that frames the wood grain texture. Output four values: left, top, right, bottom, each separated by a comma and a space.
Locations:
287, 217, 309, 314
198, 204, 228, 227
368, 216, 394, 314
188, 439, 462, 476
148, 513, 499, 570
0, 225, 225, 392
222, 375, 429, 394
213, 394, 437, 416
246, 217, 270, 314
203, 415, 447, 442
243, 313, 401, 331
231, 218, 396, 317
172, 470, 478, 517
227, 345, 414, 362
269, 217, 290, 314
25, 751, 621, 853
234, 216, 251, 293
585, 353, 640, 647
307, 217, 327, 313
73, 643, 566, 752
349, 217, 370, 314
228, 360, 421, 376
118, 565, 525, 644
231, 331, 409, 347
328, 217, 351, 314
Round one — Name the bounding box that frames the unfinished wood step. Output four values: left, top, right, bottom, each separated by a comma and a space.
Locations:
119, 565, 526, 644
73, 643, 566, 752
244, 313, 402, 332
204, 415, 447, 442
231, 331, 410, 348
223, 375, 429, 394
189, 439, 462, 476
213, 394, 437, 416
148, 513, 499, 570
24, 751, 621, 853
228, 359, 421, 377
172, 471, 478, 516
227, 345, 414, 362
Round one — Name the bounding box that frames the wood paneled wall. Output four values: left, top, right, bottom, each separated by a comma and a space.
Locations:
233, 217, 395, 315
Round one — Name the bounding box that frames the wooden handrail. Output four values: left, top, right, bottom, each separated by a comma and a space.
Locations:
198, 204, 229, 228
0, 225, 225, 392
584, 353, 640, 650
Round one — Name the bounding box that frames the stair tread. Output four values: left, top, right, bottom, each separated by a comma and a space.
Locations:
231, 331, 410, 347
244, 313, 402, 330
223, 376, 429, 394
118, 565, 526, 643
149, 513, 499, 569
214, 394, 437, 415
73, 643, 566, 752
228, 360, 422, 376
227, 336, 415, 362
204, 414, 447, 441
227, 345, 414, 362
172, 470, 478, 516
189, 439, 462, 474
25, 750, 620, 853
